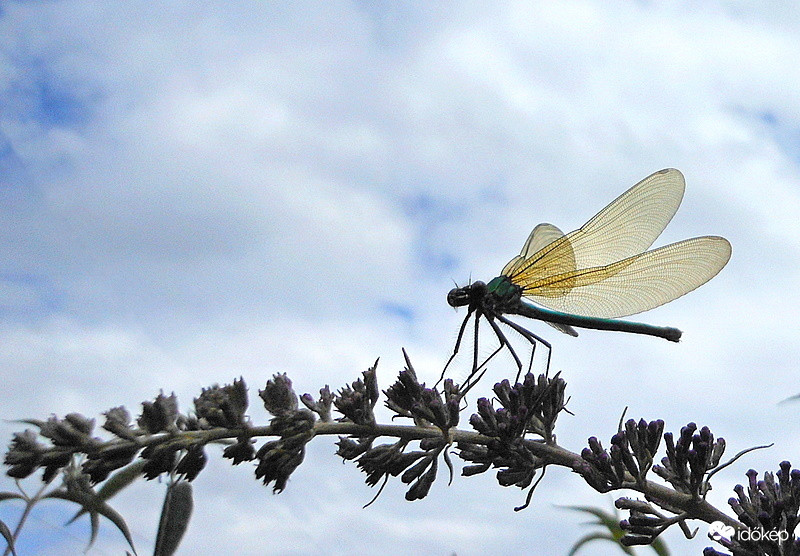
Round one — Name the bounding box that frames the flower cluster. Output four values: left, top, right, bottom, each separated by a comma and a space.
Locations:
579, 419, 664, 493
616, 497, 678, 547
457, 373, 567, 502
702, 462, 800, 555
337, 356, 456, 502
384, 351, 461, 431
652, 422, 725, 497
333, 362, 380, 426
468, 372, 566, 443
5, 377, 293, 488
253, 374, 317, 492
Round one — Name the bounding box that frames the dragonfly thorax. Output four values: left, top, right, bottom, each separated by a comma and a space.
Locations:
485, 275, 524, 310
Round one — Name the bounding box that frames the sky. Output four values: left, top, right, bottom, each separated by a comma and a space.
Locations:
1, 1, 800, 554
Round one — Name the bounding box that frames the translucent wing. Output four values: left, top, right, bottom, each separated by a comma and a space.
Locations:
501, 223, 570, 276
504, 169, 686, 283
501, 224, 579, 336
519, 236, 731, 318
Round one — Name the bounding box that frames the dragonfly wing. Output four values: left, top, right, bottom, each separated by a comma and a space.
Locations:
507, 169, 686, 288
545, 321, 580, 337
502, 223, 566, 275
520, 223, 566, 258
565, 168, 686, 267
522, 236, 731, 318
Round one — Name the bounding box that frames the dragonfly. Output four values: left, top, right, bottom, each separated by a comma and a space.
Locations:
442, 168, 731, 386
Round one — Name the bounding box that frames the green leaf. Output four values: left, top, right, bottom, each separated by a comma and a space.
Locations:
561, 504, 623, 533
154, 481, 193, 556
650, 536, 670, 556
45, 487, 137, 554
0, 518, 17, 556
96, 459, 147, 501
567, 532, 634, 556
68, 459, 147, 524
560, 504, 670, 556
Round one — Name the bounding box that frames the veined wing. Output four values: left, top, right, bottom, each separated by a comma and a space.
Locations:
504, 169, 686, 283
519, 236, 731, 318
501, 223, 580, 337
501, 223, 571, 275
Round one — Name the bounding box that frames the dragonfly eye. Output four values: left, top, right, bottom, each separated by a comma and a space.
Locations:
447, 286, 472, 308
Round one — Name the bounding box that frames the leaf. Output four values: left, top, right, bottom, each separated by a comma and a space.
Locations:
45, 487, 137, 554
560, 504, 670, 555
88, 510, 100, 552
567, 532, 633, 556
561, 504, 623, 531
96, 459, 147, 501
68, 460, 146, 524
154, 481, 193, 556
650, 536, 670, 556
0, 518, 17, 556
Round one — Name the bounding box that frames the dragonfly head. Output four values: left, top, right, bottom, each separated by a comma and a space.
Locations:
447, 281, 486, 308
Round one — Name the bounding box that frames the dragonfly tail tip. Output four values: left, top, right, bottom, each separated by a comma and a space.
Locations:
666, 328, 682, 342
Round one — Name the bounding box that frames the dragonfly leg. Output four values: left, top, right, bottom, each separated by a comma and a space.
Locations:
438, 307, 476, 387
471, 308, 480, 378
483, 315, 524, 379
462, 316, 508, 390
496, 314, 553, 382
460, 308, 488, 389
442, 307, 511, 391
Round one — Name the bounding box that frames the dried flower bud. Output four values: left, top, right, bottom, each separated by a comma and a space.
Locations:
176, 444, 207, 482
4, 430, 45, 479
138, 393, 179, 434
102, 406, 135, 439
259, 374, 298, 417
141, 444, 179, 480
195, 378, 249, 428
223, 439, 256, 465
254, 439, 305, 493
82, 443, 139, 483
300, 385, 333, 422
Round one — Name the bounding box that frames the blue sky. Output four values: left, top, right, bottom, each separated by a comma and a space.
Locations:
2, 1, 800, 554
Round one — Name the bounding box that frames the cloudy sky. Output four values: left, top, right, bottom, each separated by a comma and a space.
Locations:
2, 1, 800, 554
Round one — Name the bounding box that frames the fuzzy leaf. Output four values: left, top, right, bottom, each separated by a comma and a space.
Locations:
154, 481, 193, 556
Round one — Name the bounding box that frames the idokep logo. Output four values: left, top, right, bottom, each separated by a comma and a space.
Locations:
708, 521, 735, 541
708, 521, 790, 543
